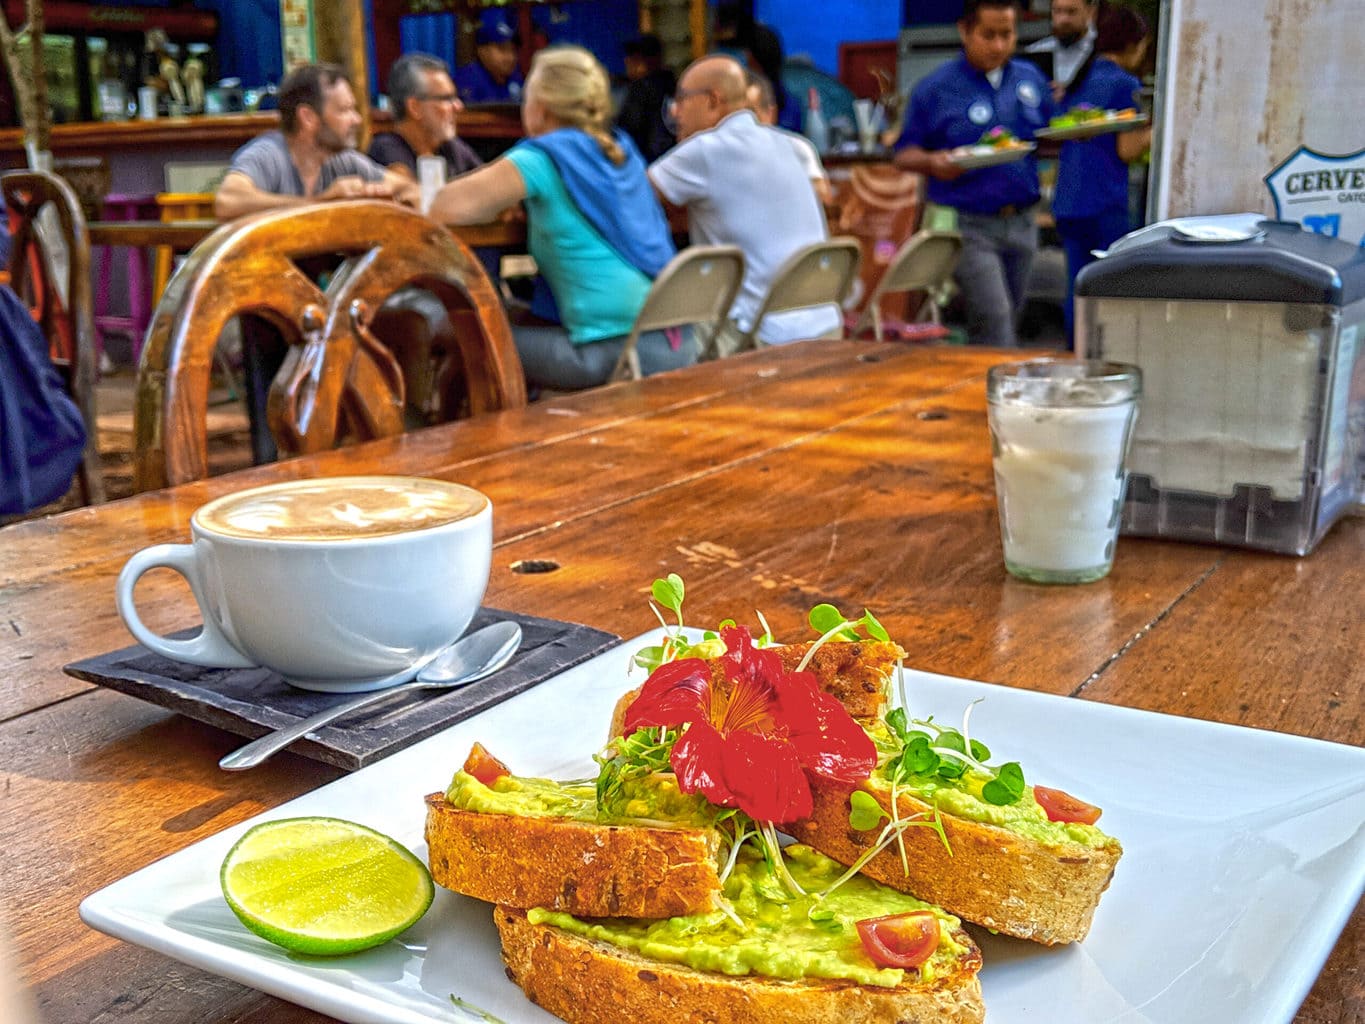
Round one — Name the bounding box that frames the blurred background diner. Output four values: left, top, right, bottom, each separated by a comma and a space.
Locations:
8, 0, 1362, 519
430, 45, 693, 391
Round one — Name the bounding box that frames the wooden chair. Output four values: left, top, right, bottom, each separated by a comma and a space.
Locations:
731, 236, 862, 353
850, 230, 962, 341
610, 245, 745, 382
2, 169, 106, 505
151, 191, 216, 304
133, 200, 527, 492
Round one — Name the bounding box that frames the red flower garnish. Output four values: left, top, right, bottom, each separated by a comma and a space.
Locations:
622, 626, 876, 823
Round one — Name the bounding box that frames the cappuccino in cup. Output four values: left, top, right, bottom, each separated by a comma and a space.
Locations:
195, 477, 486, 541
116, 476, 493, 692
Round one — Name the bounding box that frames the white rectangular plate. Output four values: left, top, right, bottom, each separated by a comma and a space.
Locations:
81, 630, 1365, 1024
948, 142, 1037, 170
1035, 113, 1151, 141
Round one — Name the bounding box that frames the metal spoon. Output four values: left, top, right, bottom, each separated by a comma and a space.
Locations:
218, 621, 523, 771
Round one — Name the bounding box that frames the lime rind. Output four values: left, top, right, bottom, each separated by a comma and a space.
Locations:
220, 816, 434, 956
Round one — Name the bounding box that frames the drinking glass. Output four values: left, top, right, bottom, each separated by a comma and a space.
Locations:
987, 358, 1142, 584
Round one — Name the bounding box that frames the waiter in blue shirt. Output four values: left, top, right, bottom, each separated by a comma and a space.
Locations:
894, 0, 1051, 346
454, 12, 524, 104
1052, 6, 1152, 340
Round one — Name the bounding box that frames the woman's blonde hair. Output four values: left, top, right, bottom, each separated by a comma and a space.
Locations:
527, 45, 625, 165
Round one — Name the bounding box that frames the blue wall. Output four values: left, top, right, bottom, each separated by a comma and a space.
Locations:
755, 0, 900, 77
188, 0, 912, 95
198, 0, 283, 90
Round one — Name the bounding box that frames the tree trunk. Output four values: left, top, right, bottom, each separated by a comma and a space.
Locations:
0, 0, 50, 166
28, 0, 48, 155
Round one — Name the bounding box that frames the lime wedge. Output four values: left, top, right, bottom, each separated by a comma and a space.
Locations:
220, 816, 434, 956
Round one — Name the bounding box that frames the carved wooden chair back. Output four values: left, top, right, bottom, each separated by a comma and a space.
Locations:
2, 169, 105, 504
133, 200, 527, 492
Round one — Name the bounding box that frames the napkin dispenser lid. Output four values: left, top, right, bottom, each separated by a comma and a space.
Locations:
1076, 215, 1365, 306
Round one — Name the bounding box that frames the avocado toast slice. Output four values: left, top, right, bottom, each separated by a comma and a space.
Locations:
494, 845, 985, 1024
425, 764, 725, 918
788, 711, 1123, 945
426, 635, 907, 919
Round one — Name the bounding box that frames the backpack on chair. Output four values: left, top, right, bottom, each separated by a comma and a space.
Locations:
0, 285, 87, 514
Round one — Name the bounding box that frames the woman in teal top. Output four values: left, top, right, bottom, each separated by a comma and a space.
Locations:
431, 45, 696, 390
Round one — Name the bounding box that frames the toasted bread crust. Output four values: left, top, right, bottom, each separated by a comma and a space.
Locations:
772, 640, 902, 722
495, 906, 985, 1024
609, 640, 904, 738
787, 781, 1123, 945
424, 794, 723, 918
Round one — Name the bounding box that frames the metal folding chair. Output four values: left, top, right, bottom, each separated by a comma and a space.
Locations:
850, 230, 962, 340
731, 236, 862, 353
610, 245, 745, 382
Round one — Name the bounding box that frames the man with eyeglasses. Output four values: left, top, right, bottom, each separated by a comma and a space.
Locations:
648, 54, 839, 353
369, 52, 483, 180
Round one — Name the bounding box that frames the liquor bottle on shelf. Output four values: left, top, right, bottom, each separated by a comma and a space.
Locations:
803, 87, 829, 155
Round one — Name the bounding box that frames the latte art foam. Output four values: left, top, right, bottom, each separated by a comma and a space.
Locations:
196, 478, 486, 541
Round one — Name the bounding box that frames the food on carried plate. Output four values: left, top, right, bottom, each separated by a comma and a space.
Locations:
949, 126, 1033, 162
423, 573, 1120, 1022
1047, 105, 1141, 129
976, 125, 1027, 149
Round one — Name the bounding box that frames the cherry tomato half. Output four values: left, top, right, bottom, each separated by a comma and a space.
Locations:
463, 742, 510, 787
1034, 785, 1102, 825
856, 911, 940, 969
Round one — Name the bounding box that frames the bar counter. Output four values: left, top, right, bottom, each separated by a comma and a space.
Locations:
0, 108, 525, 162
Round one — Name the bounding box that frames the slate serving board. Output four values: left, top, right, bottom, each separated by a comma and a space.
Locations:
64, 608, 620, 771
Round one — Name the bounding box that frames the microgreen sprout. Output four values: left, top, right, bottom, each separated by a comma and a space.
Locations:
882, 704, 1026, 806
758, 821, 807, 897
593, 726, 677, 817
632, 573, 728, 673
814, 796, 949, 901
449, 995, 506, 1024
716, 809, 757, 884
796, 603, 891, 673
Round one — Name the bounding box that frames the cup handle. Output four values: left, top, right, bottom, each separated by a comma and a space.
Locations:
115, 544, 256, 668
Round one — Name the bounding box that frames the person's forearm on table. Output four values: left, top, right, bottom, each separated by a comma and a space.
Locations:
213, 172, 311, 220
429, 159, 526, 225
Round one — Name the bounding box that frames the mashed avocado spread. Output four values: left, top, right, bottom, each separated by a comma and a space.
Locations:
862, 718, 1111, 848
446, 770, 713, 827
870, 766, 1112, 849
529, 844, 968, 988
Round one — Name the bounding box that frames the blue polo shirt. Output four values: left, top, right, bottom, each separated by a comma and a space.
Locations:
1052, 58, 1141, 219
897, 54, 1051, 215
453, 61, 523, 104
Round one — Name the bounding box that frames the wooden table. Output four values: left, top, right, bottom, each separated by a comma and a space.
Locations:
0, 342, 1359, 1023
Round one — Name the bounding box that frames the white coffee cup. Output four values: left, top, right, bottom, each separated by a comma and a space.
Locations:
116, 476, 493, 692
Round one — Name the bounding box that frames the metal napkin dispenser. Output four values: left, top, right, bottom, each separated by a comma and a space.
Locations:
1075, 216, 1365, 555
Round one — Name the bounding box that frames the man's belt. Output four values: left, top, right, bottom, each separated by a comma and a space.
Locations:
961, 203, 1035, 218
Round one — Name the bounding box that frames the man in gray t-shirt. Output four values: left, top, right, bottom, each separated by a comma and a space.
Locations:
216, 63, 417, 219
